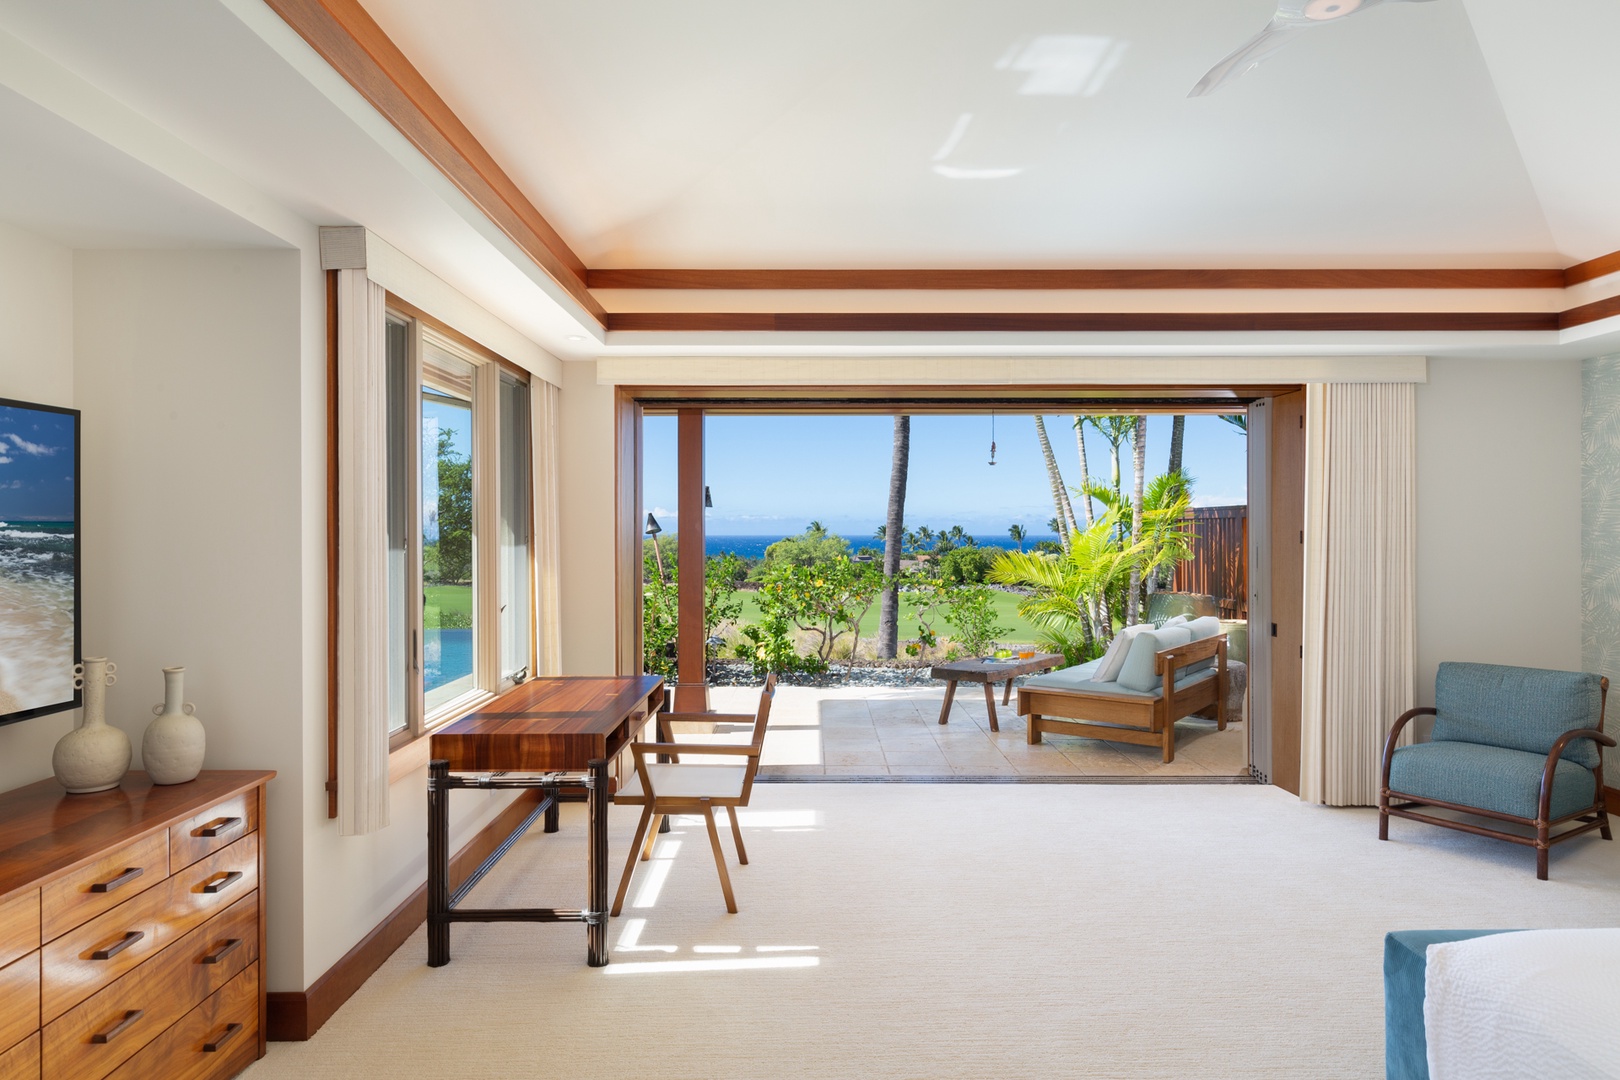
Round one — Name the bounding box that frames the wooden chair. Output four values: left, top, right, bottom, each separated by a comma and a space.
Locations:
611, 674, 776, 915
1379, 662, 1613, 880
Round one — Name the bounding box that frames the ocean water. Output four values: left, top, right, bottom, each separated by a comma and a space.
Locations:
700, 533, 1062, 559
0, 521, 77, 715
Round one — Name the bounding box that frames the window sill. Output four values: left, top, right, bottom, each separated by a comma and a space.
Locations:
387, 686, 504, 786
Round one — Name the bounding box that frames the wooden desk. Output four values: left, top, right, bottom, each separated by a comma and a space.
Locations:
426, 676, 663, 969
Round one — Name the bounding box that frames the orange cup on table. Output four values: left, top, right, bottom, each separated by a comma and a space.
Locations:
1017, 649, 1035, 659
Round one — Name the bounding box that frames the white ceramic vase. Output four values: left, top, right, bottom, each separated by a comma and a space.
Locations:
142, 667, 205, 785
52, 658, 131, 794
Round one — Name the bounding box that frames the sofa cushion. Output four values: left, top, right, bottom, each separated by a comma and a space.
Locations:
1093, 623, 1153, 683
1023, 662, 1216, 701
1388, 740, 1598, 821
1181, 616, 1223, 674
1432, 663, 1605, 769
1118, 626, 1194, 693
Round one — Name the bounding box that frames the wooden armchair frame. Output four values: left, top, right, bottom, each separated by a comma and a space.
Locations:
1018, 634, 1227, 763
1378, 677, 1614, 880
611, 674, 775, 915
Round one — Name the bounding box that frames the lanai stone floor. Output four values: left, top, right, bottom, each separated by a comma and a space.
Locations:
702, 683, 1249, 778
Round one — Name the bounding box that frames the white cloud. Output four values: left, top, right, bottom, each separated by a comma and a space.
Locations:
5, 434, 52, 456
0, 456, 12, 465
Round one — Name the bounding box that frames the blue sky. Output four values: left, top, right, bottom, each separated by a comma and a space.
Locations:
0, 404, 75, 522
644, 413, 1247, 538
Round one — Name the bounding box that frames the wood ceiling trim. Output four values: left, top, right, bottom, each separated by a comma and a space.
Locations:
588, 268, 1567, 291
606, 311, 1561, 333
1566, 250, 1620, 287
1561, 293, 1620, 330
262, 0, 605, 325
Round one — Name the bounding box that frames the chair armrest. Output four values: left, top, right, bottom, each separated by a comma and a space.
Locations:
1380, 707, 1437, 791
630, 741, 758, 757
1538, 728, 1616, 822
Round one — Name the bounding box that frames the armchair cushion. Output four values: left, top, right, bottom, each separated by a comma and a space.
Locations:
1388, 741, 1598, 821
1432, 663, 1604, 769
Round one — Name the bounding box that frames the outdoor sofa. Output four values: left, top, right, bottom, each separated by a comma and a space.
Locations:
1016, 617, 1228, 763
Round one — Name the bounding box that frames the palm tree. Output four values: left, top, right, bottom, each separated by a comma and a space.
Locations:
808, 520, 826, 535
1033, 415, 1077, 548
1008, 524, 1027, 551
1220, 414, 1247, 434
1125, 415, 1148, 624
989, 510, 1147, 658
1167, 415, 1185, 488
1088, 416, 1136, 541
946, 524, 970, 546
1085, 470, 1197, 610
878, 415, 909, 659
1072, 417, 1095, 527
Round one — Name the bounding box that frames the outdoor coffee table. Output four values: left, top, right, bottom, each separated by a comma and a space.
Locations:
930, 653, 1065, 731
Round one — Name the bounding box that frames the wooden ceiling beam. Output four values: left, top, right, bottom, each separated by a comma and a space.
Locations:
588, 267, 1567, 291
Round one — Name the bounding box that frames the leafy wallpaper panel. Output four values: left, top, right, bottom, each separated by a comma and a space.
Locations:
1583, 355, 1620, 679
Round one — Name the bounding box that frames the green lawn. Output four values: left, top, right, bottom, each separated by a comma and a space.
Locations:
425, 583, 472, 628
725, 587, 1045, 647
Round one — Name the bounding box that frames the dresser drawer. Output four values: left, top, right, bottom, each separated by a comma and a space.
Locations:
0, 951, 38, 1054
0, 891, 38, 971
104, 963, 258, 1080
41, 833, 258, 1023
170, 794, 255, 873
0, 1033, 39, 1080
41, 831, 169, 942
43, 891, 259, 1080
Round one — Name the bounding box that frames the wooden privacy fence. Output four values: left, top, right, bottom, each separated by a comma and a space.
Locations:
1172, 505, 1248, 620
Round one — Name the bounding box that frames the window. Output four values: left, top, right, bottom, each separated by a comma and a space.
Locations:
385, 313, 533, 748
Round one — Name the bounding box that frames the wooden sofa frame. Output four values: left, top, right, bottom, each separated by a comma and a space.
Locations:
1017, 634, 1228, 763
1378, 676, 1613, 880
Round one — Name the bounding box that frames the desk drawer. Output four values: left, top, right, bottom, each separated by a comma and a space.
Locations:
104, 963, 258, 1080
42, 831, 169, 942
43, 891, 258, 1080
42, 834, 258, 1023
0, 1033, 39, 1080
170, 795, 255, 872
0, 951, 39, 1054
0, 890, 38, 970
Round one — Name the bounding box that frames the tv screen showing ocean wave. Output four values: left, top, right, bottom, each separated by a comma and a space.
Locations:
0, 399, 80, 725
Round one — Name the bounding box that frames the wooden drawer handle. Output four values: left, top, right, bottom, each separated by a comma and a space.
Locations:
90, 866, 144, 894
201, 871, 243, 895
91, 1009, 144, 1044
196, 816, 242, 838
91, 930, 144, 960
203, 1022, 243, 1053
201, 938, 243, 965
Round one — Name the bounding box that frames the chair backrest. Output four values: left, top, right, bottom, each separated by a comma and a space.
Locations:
739, 673, 777, 798
1432, 662, 1606, 768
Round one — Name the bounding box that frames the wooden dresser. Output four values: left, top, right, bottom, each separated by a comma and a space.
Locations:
0, 770, 273, 1080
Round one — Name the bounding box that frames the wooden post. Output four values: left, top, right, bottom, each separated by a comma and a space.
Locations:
674, 409, 709, 711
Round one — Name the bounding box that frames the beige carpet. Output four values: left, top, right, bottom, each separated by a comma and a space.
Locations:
246, 785, 1620, 1079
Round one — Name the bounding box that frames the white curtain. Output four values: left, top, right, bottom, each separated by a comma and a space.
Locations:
1300, 382, 1417, 806
335, 269, 391, 836
532, 379, 563, 676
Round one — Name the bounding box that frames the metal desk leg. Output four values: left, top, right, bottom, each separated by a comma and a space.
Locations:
587, 758, 609, 967
544, 792, 561, 833
427, 759, 451, 967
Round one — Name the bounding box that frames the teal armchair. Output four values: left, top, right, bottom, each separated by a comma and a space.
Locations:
1379, 662, 1613, 880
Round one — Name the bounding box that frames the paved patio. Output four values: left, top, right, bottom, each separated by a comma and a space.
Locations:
703, 683, 1249, 778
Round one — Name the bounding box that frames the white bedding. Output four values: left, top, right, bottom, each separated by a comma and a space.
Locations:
1425, 928, 1620, 1080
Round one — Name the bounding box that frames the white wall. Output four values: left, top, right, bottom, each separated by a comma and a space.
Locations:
558, 361, 619, 675
1415, 356, 1583, 707
0, 220, 78, 792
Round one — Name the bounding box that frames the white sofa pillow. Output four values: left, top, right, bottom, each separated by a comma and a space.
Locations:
1092, 623, 1154, 683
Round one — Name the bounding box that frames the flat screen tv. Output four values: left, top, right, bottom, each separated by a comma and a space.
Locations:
0, 397, 79, 725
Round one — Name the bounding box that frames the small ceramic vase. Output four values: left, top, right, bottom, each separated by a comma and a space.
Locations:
142, 666, 205, 785
52, 658, 131, 794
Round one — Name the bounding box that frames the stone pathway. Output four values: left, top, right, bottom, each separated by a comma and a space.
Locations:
701, 683, 1249, 778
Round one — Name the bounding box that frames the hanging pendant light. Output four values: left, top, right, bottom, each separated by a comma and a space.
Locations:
988, 411, 997, 466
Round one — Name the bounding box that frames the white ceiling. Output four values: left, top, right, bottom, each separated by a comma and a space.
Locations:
357, 0, 1598, 267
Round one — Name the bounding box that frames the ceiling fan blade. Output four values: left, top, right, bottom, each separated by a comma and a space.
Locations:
1187, 20, 1309, 98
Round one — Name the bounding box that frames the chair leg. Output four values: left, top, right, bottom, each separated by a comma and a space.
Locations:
726, 805, 748, 864
612, 805, 654, 917
702, 803, 738, 913
640, 814, 663, 861
1537, 844, 1549, 881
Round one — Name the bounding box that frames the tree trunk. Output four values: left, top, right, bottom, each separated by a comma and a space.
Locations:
1033, 415, 1076, 548
1074, 416, 1095, 527
1125, 415, 1147, 625
1168, 414, 1185, 481
878, 415, 910, 659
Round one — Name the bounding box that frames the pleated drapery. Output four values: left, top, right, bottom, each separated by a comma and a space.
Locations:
532, 379, 564, 676
1300, 383, 1418, 806
335, 269, 392, 836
